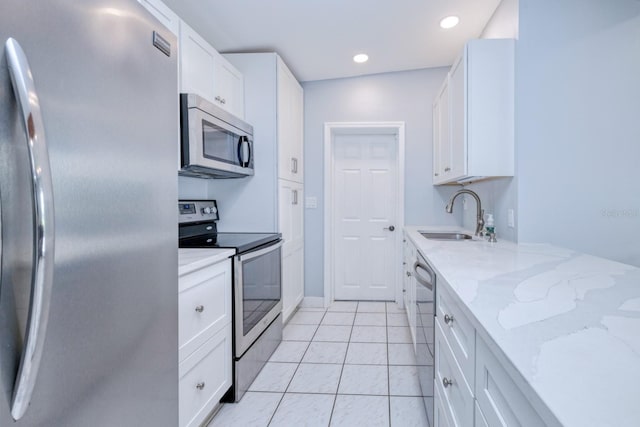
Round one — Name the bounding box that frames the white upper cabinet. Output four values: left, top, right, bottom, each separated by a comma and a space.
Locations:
433, 38, 514, 185
433, 78, 450, 184
277, 58, 304, 183
213, 58, 244, 118
178, 21, 244, 118
137, 0, 180, 35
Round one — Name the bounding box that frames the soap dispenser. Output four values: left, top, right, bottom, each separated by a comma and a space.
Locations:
485, 213, 497, 242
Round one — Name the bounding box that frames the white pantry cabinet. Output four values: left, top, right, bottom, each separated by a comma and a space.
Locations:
224, 53, 305, 322
178, 21, 244, 118
178, 257, 232, 427
279, 179, 304, 320
433, 38, 514, 185
277, 58, 304, 183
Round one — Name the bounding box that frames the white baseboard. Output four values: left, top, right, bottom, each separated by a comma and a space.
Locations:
300, 296, 325, 308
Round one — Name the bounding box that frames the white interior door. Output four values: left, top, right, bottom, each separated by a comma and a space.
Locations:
332, 132, 398, 301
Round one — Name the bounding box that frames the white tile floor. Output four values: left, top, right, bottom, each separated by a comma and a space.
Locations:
209, 301, 433, 427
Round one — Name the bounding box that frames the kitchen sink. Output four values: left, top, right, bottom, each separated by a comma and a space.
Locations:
419, 231, 473, 241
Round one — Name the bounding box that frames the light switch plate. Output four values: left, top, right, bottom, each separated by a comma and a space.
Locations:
305, 197, 317, 209
508, 209, 515, 228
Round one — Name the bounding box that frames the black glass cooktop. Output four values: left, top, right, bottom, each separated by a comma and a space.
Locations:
179, 231, 281, 253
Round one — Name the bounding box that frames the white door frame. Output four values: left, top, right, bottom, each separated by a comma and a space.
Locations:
323, 122, 405, 307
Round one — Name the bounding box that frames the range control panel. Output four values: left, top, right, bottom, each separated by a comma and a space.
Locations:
178, 200, 219, 224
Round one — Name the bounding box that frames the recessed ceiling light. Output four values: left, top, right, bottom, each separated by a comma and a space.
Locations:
440, 16, 460, 29
353, 53, 369, 63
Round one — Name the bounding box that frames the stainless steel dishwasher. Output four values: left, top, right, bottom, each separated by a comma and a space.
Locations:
413, 251, 436, 402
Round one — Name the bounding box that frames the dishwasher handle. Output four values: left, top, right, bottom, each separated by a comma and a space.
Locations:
413, 257, 434, 291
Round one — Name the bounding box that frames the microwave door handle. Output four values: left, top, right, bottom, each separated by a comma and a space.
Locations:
245, 138, 252, 167
5, 38, 56, 421
237, 136, 250, 167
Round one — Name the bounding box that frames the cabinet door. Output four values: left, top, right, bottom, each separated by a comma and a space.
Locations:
403, 238, 417, 346
448, 53, 466, 181
434, 79, 451, 183
213, 57, 245, 118
279, 179, 304, 322
277, 59, 303, 182
475, 337, 547, 427
179, 325, 232, 427
137, 0, 180, 35
436, 284, 476, 387
179, 21, 215, 101
434, 321, 474, 427
179, 260, 232, 362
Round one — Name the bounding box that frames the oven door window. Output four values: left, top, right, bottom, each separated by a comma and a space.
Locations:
202, 119, 241, 165
241, 246, 281, 335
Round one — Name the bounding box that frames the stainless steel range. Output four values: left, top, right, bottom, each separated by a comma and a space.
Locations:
178, 200, 283, 402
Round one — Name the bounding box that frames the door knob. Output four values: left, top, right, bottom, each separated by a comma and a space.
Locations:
384, 225, 395, 231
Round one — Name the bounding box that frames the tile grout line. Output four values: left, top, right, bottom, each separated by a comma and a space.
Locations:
266, 307, 328, 426
327, 301, 358, 426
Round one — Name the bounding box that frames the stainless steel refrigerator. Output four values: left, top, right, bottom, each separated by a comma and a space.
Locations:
0, 1, 179, 425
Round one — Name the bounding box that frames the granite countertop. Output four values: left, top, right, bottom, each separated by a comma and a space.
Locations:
178, 248, 236, 276
405, 225, 640, 426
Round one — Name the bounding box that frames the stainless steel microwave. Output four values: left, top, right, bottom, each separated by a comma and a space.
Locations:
179, 93, 254, 178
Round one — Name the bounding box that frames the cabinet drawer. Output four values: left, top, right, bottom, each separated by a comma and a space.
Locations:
179, 324, 232, 427
436, 283, 475, 387
435, 321, 474, 427
475, 336, 545, 427
433, 378, 452, 427
179, 260, 231, 361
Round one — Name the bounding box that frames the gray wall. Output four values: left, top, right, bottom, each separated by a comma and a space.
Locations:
303, 68, 461, 297
516, 0, 640, 266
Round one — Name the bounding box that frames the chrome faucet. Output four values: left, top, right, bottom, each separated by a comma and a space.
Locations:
446, 189, 485, 236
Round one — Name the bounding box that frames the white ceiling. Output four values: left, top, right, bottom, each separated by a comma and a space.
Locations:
162, 0, 502, 82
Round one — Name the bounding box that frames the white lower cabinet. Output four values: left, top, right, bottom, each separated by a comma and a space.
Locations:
435, 320, 474, 427
434, 376, 452, 427
402, 234, 417, 348
436, 281, 476, 389
179, 325, 232, 427
433, 274, 551, 426
179, 257, 232, 427
475, 337, 546, 427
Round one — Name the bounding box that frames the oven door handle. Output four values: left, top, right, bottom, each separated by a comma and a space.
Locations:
236, 240, 283, 262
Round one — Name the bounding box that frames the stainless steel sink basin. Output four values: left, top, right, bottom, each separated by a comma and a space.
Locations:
419, 231, 473, 241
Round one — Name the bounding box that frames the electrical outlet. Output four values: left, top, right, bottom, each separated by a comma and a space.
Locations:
508, 209, 515, 228
305, 197, 317, 209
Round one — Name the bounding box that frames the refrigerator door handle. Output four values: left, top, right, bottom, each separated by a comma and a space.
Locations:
5, 38, 56, 421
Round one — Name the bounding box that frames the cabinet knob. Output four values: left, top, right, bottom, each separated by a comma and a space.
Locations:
196, 382, 205, 390
221, 98, 226, 104
215, 95, 222, 102
444, 167, 451, 172
406, 271, 412, 277
442, 377, 453, 388
195, 305, 204, 313
435, 173, 439, 177
384, 225, 395, 232
444, 314, 454, 325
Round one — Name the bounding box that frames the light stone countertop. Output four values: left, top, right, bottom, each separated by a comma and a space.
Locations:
178, 248, 235, 276
405, 225, 640, 427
